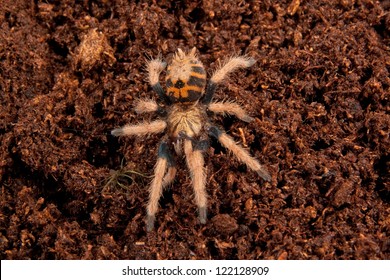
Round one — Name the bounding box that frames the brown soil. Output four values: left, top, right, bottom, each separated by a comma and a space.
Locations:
1, 0, 389, 260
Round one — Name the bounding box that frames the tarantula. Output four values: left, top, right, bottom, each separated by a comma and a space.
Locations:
111, 48, 271, 231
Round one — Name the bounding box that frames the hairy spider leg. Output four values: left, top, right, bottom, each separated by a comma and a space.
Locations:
111, 120, 167, 137
202, 56, 256, 104
208, 126, 271, 182
146, 141, 175, 231
146, 58, 171, 105
207, 101, 254, 123
183, 139, 208, 223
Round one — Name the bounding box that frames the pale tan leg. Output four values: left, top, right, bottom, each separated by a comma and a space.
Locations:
203, 55, 255, 104
134, 99, 159, 114
146, 58, 171, 104
183, 139, 207, 223
146, 155, 168, 231
209, 126, 271, 182
162, 166, 177, 188
208, 101, 254, 122
146, 58, 166, 86
111, 120, 166, 137
210, 56, 255, 84
145, 141, 175, 231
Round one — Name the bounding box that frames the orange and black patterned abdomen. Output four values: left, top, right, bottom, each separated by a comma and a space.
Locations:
166, 62, 206, 103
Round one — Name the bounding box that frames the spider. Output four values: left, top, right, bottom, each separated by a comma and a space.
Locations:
111, 48, 271, 231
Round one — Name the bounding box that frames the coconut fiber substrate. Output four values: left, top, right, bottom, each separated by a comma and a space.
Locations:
0, 0, 389, 259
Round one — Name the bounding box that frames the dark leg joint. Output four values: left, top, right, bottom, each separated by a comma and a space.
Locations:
156, 106, 167, 117
178, 131, 209, 151
158, 141, 174, 166
158, 141, 169, 158
194, 139, 209, 151
178, 131, 190, 140
207, 126, 222, 139
152, 83, 171, 105
201, 82, 217, 105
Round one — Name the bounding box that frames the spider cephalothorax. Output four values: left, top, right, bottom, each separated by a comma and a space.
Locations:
165, 48, 207, 103
112, 47, 271, 231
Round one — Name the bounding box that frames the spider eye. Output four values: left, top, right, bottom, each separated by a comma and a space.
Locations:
175, 80, 185, 88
